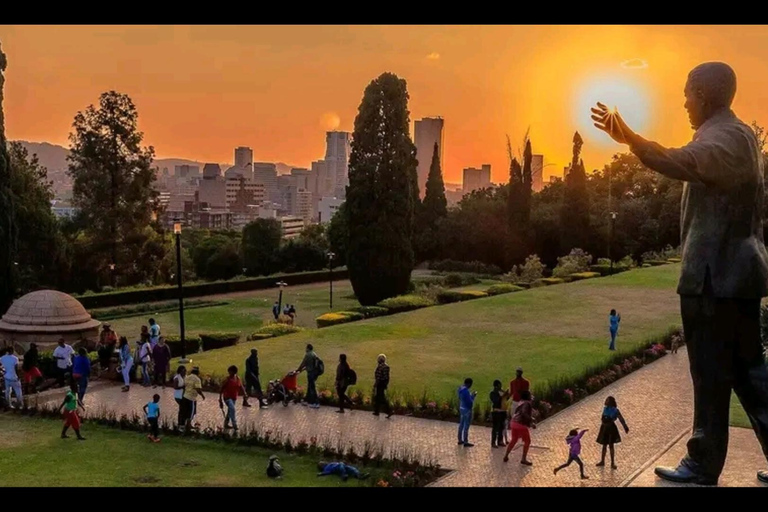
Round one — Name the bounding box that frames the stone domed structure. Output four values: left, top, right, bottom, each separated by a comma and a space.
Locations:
0, 290, 101, 351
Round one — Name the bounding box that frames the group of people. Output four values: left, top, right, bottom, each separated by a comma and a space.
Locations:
105, 320, 173, 392
272, 302, 297, 324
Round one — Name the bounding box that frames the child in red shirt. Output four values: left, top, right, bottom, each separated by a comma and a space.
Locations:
219, 365, 250, 431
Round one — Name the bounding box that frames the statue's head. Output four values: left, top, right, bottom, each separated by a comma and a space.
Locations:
685, 62, 737, 129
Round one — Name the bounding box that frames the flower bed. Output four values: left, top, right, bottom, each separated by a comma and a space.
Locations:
568, 271, 600, 281
316, 311, 365, 328
376, 295, 435, 313
247, 323, 304, 341
11, 405, 444, 487
531, 277, 565, 287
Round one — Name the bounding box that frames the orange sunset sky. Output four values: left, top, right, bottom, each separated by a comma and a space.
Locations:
1, 25, 768, 184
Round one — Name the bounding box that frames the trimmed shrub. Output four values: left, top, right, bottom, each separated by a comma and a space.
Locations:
377, 295, 435, 313
442, 273, 480, 288
531, 277, 565, 288
76, 268, 349, 309
316, 311, 365, 328
568, 271, 600, 281
247, 323, 303, 340
164, 335, 201, 357
200, 332, 240, 351
643, 260, 668, 266
346, 306, 390, 319
38, 350, 99, 378
667, 257, 681, 263
435, 290, 488, 304
428, 259, 502, 275
90, 300, 226, 321
485, 283, 524, 296
589, 264, 631, 276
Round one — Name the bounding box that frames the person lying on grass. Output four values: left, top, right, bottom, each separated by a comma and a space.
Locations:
317, 461, 370, 481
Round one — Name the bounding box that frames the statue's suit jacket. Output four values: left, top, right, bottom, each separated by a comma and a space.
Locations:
630, 108, 768, 299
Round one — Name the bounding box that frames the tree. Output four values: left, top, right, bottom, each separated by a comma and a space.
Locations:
241, 218, 282, 276
327, 202, 348, 267
506, 134, 533, 266
346, 72, 418, 305
416, 142, 448, 262
560, 131, 591, 254
67, 91, 161, 287
0, 42, 17, 313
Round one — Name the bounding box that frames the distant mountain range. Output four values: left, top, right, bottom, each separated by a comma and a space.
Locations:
13, 140, 299, 178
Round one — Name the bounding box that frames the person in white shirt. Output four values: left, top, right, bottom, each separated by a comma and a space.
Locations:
138, 339, 152, 387
148, 318, 160, 348
173, 365, 186, 429
52, 338, 74, 387
1, 347, 22, 408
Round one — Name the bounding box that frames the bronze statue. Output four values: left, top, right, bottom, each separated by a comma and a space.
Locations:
592, 62, 768, 486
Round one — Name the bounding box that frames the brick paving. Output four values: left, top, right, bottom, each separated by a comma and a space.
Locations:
34, 347, 767, 487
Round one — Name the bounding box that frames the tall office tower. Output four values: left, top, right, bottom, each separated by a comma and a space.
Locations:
202, 163, 223, 179
531, 154, 544, 192
325, 131, 351, 199
414, 117, 444, 198
290, 168, 311, 190
234, 146, 253, 169
253, 162, 279, 203
462, 164, 492, 194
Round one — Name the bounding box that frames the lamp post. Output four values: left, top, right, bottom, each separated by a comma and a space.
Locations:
174, 219, 190, 364
609, 211, 618, 275
327, 251, 335, 310
108, 262, 115, 289
276, 281, 287, 316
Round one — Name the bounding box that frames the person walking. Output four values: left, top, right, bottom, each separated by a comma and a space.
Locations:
143, 393, 161, 443
335, 354, 354, 413
509, 367, 530, 416
182, 366, 205, 431
72, 347, 91, 402
219, 365, 250, 432
97, 324, 117, 375
609, 309, 621, 351
596, 396, 629, 469
173, 366, 186, 429
118, 336, 133, 392
554, 429, 589, 479
490, 379, 507, 448
245, 349, 268, 408
458, 378, 477, 447
152, 337, 172, 388
296, 344, 323, 409
504, 390, 536, 465
22, 343, 42, 395
59, 381, 85, 441
148, 318, 160, 349
138, 338, 152, 387
52, 338, 74, 387
272, 302, 280, 321
373, 354, 392, 418
1, 347, 23, 409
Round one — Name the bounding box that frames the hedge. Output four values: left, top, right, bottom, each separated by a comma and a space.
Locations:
428, 259, 502, 275
346, 306, 390, 319
90, 300, 227, 321
38, 350, 100, 378
485, 283, 524, 296
163, 335, 201, 357
377, 295, 435, 313
436, 290, 488, 304
642, 260, 669, 267
589, 264, 631, 276
76, 269, 350, 309
531, 277, 565, 287
316, 311, 365, 328
667, 257, 681, 263
200, 332, 241, 351
568, 271, 601, 281
246, 323, 304, 340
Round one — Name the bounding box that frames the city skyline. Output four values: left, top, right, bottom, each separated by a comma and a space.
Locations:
2, 25, 768, 183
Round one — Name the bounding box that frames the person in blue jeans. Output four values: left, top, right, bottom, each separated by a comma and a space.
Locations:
609, 309, 621, 351
72, 347, 91, 402
317, 461, 369, 481
458, 378, 477, 447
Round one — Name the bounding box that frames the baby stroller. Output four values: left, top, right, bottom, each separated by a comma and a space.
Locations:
266, 371, 298, 407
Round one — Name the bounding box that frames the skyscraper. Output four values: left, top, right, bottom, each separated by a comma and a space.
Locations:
325, 131, 351, 199
414, 117, 444, 198
253, 162, 278, 203
531, 154, 544, 192
234, 146, 253, 169
462, 164, 491, 194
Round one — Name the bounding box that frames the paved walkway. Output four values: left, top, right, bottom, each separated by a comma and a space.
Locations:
36, 348, 768, 487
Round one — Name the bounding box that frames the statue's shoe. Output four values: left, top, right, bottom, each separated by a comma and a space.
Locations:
758, 470, 768, 484
654, 465, 718, 486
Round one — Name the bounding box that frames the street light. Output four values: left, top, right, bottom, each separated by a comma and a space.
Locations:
276, 281, 288, 316
327, 251, 335, 310
108, 262, 116, 289
174, 219, 190, 364
609, 211, 618, 275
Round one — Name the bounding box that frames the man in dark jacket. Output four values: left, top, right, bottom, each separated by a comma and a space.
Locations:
593, 61, 768, 486
245, 349, 268, 408
373, 354, 392, 418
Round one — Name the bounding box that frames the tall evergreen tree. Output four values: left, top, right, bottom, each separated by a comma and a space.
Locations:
0, 42, 17, 313
67, 91, 159, 287
560, 131, 591, 254
416, 142, 448, 261
506, 136, 533, 266
346, 72, 418, 305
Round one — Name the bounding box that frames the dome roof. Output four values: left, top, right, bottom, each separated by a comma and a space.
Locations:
0, 290, 100, 333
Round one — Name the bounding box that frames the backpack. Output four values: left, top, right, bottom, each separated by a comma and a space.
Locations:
347, 368, 357, 386
315, 355, 325, 376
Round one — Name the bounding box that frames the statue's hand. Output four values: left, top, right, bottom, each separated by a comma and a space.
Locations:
591, 102, 634, 145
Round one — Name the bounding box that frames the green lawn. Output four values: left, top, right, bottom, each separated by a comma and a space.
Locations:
0, 414, 382, 487
190, 264, 682, 403
105, 280, 359, 337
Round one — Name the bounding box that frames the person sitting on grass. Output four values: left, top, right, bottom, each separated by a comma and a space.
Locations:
267, 455, 283, 479
317, 461, 369, 481
59, 381, 85, 441
143, 393, 161, 443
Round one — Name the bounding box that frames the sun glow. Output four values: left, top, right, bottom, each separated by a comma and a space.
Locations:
574, 75, 652, 147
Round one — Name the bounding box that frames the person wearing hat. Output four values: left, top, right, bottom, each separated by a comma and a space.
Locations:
509, 367, 530, 419
267, 455, 283, 479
